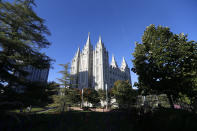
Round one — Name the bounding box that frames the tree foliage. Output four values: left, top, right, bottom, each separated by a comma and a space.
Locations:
82, 88, 100, 106
132, 24, 197, 108
97, 89, 112, 107
57, 63, 71, 88
22, 82, 50, 106
58, 87, 81, 112
0, 0, 52, 110
45, 81, 60, 107
97, 89, 106, 101
112, 80, 137, 109
60, 88, 81, 104
0, 0, 52, 89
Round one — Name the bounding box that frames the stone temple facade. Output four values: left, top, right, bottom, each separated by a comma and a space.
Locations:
70, 34, 131, 90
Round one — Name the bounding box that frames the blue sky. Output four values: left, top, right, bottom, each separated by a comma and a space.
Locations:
33, 0, 197, 87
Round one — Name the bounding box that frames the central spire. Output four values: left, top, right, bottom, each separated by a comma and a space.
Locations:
96, 35, 103, 48
99, 35, 102, 43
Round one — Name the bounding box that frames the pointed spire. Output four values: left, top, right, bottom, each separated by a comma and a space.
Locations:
85, 32, 91, 46
75, 47, 80, 57
99, 35, 102, 43
123, 57, 127, 65
121, 57, 128, 69
111, 54, 118, 68
96, 35, 103, 48
77, 47, 80, 53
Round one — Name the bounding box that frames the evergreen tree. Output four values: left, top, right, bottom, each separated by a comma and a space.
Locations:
132, 24, 197, 108
63, 88, 81, 105
58, 88, 81, 112
45, 81, 60, 107
57, 63, 71, 88
0, 0, 52, 91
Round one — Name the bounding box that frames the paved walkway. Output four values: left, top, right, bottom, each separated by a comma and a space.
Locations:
34, 107, 57, 113
70, 107, 111, 112
33, 107, 110, 114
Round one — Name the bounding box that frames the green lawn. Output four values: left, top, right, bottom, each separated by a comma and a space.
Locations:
9, 107, 45, 113
1, 111, 135, 131
1, 109, 197, 131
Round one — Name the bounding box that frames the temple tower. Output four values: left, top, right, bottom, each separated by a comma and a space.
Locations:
93, 36, 109, 90
78, 33, 93, 89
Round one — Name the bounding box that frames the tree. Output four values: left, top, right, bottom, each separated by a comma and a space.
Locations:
132, 24, 197, 108
112, 80, 137, 109
0, 0, 52, 108
22, 82, 49, 106
45, 81, 60, 107
66, 88, 81, 105
82, 88, 100, 107
98, 89, 111, 108
0, 0, 51, 90
58, 88, 81, 112
97, 89, 106, 101
57, 63, 71, 88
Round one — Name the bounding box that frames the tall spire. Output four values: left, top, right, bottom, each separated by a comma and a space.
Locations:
111, 54, 118, 68
99, 35, 102, 43
75, 47, 80, 57
121, 57, 128, 69
96, 35, 102, 47
77, 47, 80, 54
85, 32, 91, 46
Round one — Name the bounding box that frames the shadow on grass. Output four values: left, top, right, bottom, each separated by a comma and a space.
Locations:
0, 111, 136, 131
136, 108, 197, 131
0, 109, 197, 131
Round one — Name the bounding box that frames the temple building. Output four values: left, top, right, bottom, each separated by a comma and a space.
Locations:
70, 33, 131, 90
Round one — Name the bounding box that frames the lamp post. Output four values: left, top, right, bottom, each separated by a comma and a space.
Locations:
106, 84, 108, 110
81, 88, 84, 108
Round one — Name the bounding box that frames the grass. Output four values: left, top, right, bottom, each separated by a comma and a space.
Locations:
9, 107, 45, 113
137, 108, 197, 131
1, 110, 136, 131
1, 108, 197, 131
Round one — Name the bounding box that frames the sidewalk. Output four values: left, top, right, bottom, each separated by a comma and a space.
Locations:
70, 107, 111, 112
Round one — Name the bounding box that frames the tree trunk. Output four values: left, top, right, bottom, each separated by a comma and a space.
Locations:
167, 94, 174, 109
62, 102, 65, 112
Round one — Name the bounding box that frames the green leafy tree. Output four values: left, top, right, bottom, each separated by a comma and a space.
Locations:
0, 0, 52, 108
112, 80, 137, 109
132, 24, 197, 108
98, 89, 111, 108
97, 89, 106, 101
83, 88, 100, 107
